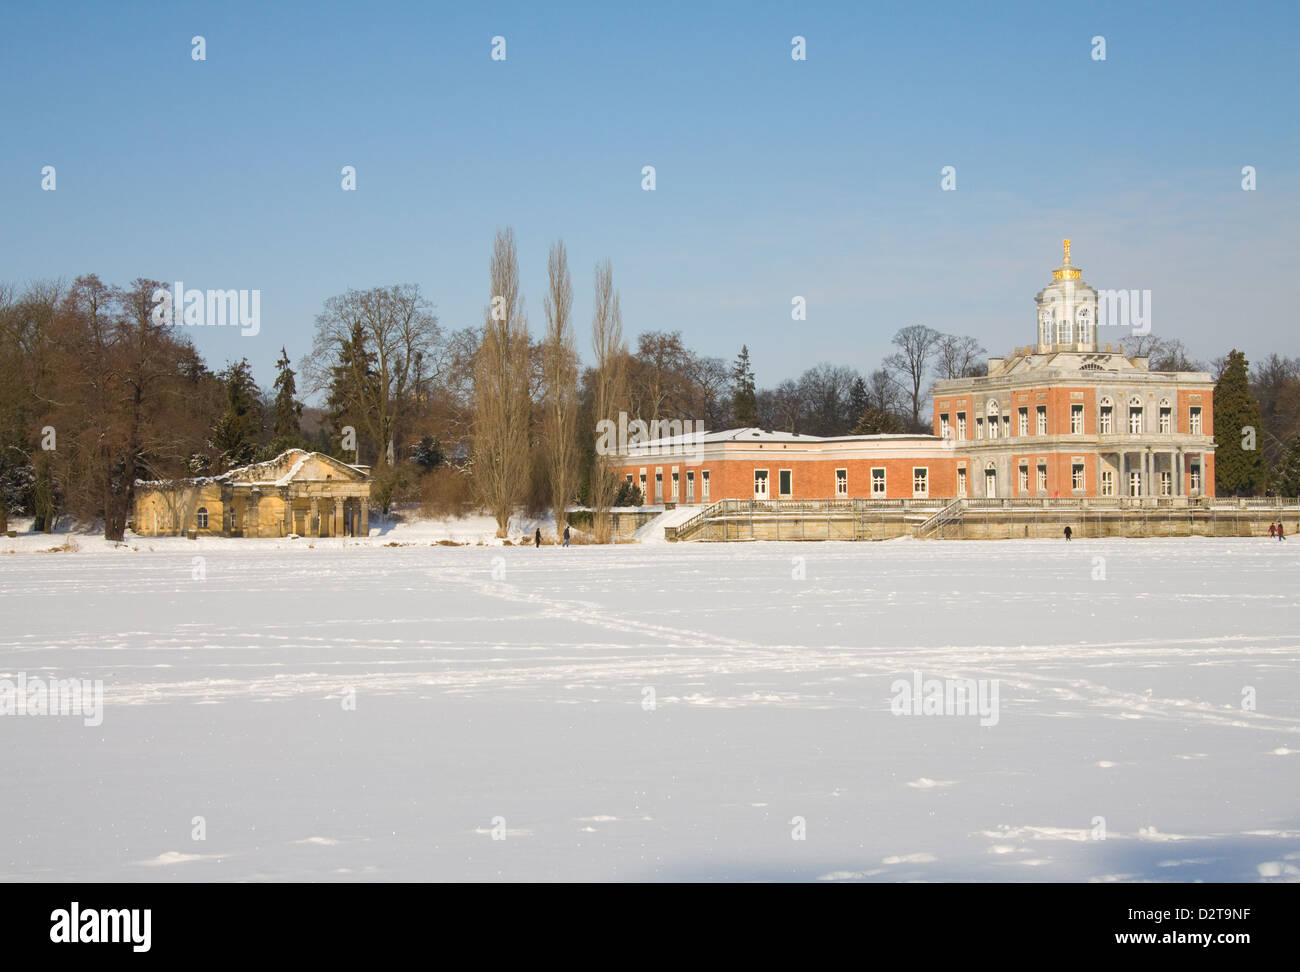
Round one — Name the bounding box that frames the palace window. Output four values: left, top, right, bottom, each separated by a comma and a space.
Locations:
1100, 469, 1115, 496
671, 470, 679, 500
987, 403, 1000, 439
1160, 471, 1172, 496
940, 413, 950, 439
957, 468, 967, 497
686, 471, 695, 502
1018, 407, 1028, 437
1190, 462, 1201, 492
1129, 471, 1142, 497
835, 468, 848, 497
196, 507, 208, 529
1003, 416, 1011, 437
1159, 404, 1172, 434
639, 471, 647, 496
1071, 404, 1084, 434
1128, 404, 1143, 434
778, 469, 793, 498
1099, 399, 1113, 434
1072, 463, 1085, 491
1036, 464, 1048, 494
1018, 465, 1029, 494
753, 469, 769, 499
984, 463, 997, 498
655, 470, 663, 502
871, 468, 886, 496
976, 417, 984, 439
956, 412, 967, 441
1190, 406, 1202, 435
1036, 405, 1047, 435
913, 467, 929, 498
701, 470, 710, 501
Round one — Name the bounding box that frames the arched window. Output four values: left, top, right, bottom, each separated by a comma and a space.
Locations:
1128, 396, 1144, 434
986, 401, 1000, 439
984, 461, 997, 498
196, 507, 208, 529
1098, 396, 1114, 434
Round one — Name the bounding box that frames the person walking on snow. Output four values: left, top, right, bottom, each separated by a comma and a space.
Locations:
1063, 525, 1072, 541
534, 527, 542, 548
1279, 522, 1286, 542
1269, 521, 1277, 538
563, 525, 570, 547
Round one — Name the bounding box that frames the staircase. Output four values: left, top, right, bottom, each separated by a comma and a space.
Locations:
666, 501, 726, 541
912, 499, 964, 538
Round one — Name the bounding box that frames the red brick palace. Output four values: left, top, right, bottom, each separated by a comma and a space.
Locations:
617, 242, 1216, 502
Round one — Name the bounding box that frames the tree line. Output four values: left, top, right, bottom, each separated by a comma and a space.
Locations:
3, 246, 1299, 539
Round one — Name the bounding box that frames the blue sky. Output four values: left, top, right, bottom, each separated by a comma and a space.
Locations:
2, 0, 1297, 396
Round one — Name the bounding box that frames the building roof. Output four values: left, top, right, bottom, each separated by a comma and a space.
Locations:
135, 449, 370, 488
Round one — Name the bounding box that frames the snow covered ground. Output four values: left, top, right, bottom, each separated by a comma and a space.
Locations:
2, 534, 1299, 882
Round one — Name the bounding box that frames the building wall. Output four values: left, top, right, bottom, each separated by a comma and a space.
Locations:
620, 453, 957, 502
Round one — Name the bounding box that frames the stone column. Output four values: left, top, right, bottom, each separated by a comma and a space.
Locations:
334, 498, 344, 538
360, 499, 370, 538
248, 490, 261, 538
1176, 451, 1184, 496
308, 498, 319, 537
220, 485, 234, 536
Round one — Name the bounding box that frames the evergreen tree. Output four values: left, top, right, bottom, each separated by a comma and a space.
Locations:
1213, 349, 1266, 495
847, 377, 868, 428
326, 323, 380, 462
1274, 432, 1300, 497
411, 434, 444, 470
853, 404, 905, 435
210, 358, 262, 470
269, 346, 303, 451
731, 345, 758, 427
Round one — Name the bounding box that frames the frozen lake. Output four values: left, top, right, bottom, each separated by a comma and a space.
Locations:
3, 536, 1299, 881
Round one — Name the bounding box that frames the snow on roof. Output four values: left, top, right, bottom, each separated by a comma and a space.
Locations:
134, 449, 369, 488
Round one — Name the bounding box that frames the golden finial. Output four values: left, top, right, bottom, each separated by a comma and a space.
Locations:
1052, 239, 1081, 280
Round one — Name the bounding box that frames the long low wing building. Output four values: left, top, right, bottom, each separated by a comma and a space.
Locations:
617, 242, 1217, 503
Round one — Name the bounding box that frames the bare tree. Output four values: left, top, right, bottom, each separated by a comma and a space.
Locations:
934, 333, 986, 380
472, 228, 533, 537
541, 239, 579, 535
769, 378, 804, 432
796, 362, 860, 436
302, 283, 442, 474
590, 261, 626, 542
884, 324, 942, 429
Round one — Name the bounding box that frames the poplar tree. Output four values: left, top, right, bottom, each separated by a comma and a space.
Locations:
541, 239, 579, 535
472, 228, 533, 537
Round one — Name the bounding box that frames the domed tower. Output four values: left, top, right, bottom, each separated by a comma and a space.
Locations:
1034, 239, 1098, 353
